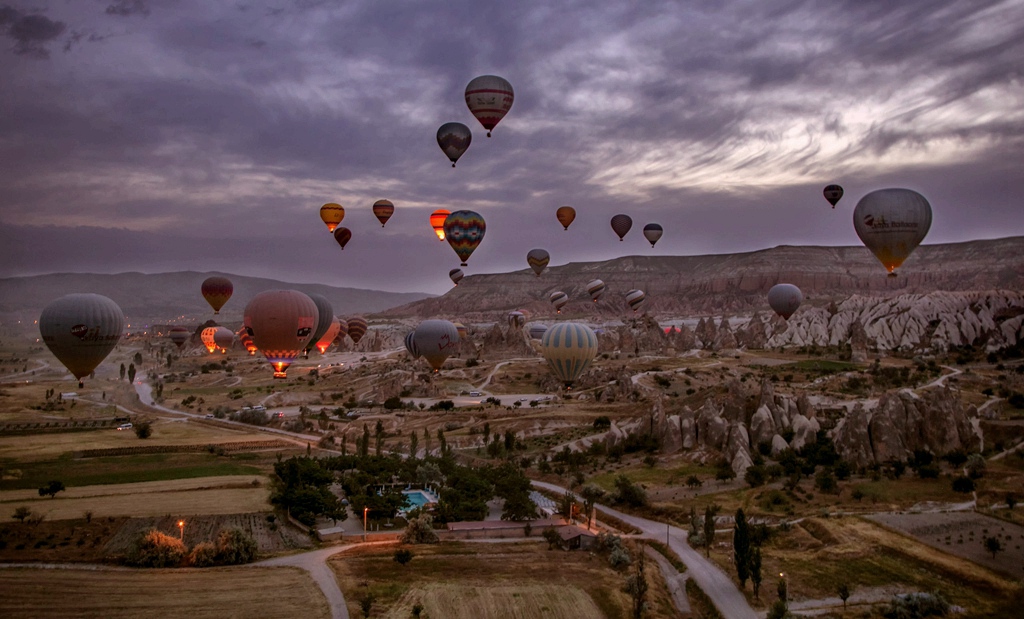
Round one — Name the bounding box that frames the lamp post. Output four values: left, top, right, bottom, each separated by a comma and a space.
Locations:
177, 520, 185, 541
363, 507, 368, 542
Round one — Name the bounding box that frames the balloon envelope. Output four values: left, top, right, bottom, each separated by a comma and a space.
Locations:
823, 185, 843, 208
320, 203, 345, 232
333, 227, 352, 250
508, 311, 526, 330
213, 326, 234, 352
767, 284, 803, 320
305, 294, 334, 354
315, 317, 342, 354
465, 75, 514, 137
244, 290, 318, 378
556, 206, 576, 230
337, 318, 349, 340
39, 293, 124, 387
549, 291, 569, 314
437, 122, 472, 167
625, 289, 646, 313
430, 209, 450, 241
527, 248, 550, 276
201, 276, 233, 314
453, 322, 468, 341
611, 214, 632, 241
541, 322, 598, 387
201, 327, 219, 353
238, 327, 257, 355
168, 326, 190, 349
643, 223, 663, 247
347, 316, 368, 345
404, 330, 420, 359
372, 199, 394, 227
444, 210, 486, 266
413, 319, 460, 371
853, 188, 932, 276
528, 323, 548, 340
449, 268, 464, 286
587, 279, 606, 302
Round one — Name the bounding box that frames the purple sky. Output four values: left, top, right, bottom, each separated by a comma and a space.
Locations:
1, 0, 1022, 294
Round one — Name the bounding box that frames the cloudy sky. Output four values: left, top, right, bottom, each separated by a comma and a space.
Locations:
1, 0, 1022, 294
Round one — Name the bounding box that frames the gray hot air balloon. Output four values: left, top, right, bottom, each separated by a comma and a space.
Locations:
437, 122, 472, 167
767, 284, 803, 320
527, 323, 549, 340
413, 320, 460, 371
404, 330, 421, 359
541, 322, 598, 387
642, 223, 663, 247
527, 248, 550, 276
213, 326, 234, 352
853, 188, 932, 277
39, 293, 125, 388
304, 293, 335, 356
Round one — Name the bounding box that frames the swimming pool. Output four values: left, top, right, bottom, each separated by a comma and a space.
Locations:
402, 490, 437, 509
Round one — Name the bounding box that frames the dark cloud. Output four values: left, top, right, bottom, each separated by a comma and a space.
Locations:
0, 4, 66, 58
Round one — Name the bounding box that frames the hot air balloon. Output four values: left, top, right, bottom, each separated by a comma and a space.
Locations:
201, 276, 233, 315
508, 311, 526, 330
315, 317, 342, 354
304, 294, 334, 357
320, 203, 345, 232
453, 322, 468, 341
39, 293, 124, 388
337, 318, 349, 341
643, 223, 663, 247
464, 75, 514, 137
556, 206, 576, 230
372, 199, 394, 227
430, 209, 450, 241
449, 268, 464, 286
413, 319, 460, 371
528, 323, 548, 340
611, 214, 632, 241
213, 326, 234, 353
404, 330, 420, 359
244, 290, 318, 378
625, 289, 646, 313
347, 316, 368, 345
587, 279, 606, 302
437, 122, 472, 167
201, 327, 219, 353
853, 188, 932, 276
549, 291, 569, 314
541, 322, 598, 387
767, 284, 803, 320
527, 248, 550, 277
168, 326, 190, 349
823, 185, 843, 209
444, 210, 486, 267
333, 227, 352, 250
238, 327, 257, 355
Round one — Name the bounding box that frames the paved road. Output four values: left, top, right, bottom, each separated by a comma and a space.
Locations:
532, 480, 758, 619
256, 545, 359, 619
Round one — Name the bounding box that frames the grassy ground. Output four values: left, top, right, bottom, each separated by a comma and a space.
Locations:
330, 540, 678, 619
0, 565, 328, 618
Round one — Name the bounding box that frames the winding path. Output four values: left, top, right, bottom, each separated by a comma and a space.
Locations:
255, 545, 358, 619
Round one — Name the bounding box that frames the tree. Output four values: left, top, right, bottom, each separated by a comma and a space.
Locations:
580, 484, 606, 529
749, 547, 763, 600
12, 506, 31, 523
134, 421, 153, 439
625, 546, 649, 619
838, 582, 851, 609
766, 600, 789, 619
216, 528, 258, 564
401, 514, 439, 544
409, 430, 419, 458
360, 424, 370, 457
127, 363, 136, 383
542, 527, 561, 550
375, 419, 385, 456
614, 474, 648, 508
715, 461, 736, 482
120, 363, 126, 380
685, 475, 703, 489
733, 508, 751, 588
394, 548, 413, 566
777, 576, 787, 603
38, 480, 65, 499
412, 603, 424, 617
965, 453, 986, 479
814, 468, 838, 494
703, 505, 719, 558
360, 593, 375, 619
560, 491, 577, 520
129, 529, 186, 567
984, 536, 1003, 559
744, 465, 766, 488
951, 476, 975, 493
1007, 493, 1018, 510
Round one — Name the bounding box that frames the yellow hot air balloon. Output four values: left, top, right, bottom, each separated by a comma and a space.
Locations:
320, 203, 345, 232
541, 322, 598, 387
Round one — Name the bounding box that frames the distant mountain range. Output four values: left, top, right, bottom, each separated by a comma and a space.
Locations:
0, 272, 433, 328
382, 236, 1024, 319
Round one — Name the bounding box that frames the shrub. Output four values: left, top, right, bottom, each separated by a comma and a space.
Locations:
608, 546, 632, 569
129, 529, 186, 567
401, 514, 439, 544
393, 548, 413, 566
951, 476, 975, 494
215, 528, 258, 565
134, 421, 153, 439
188, 542, 218, 567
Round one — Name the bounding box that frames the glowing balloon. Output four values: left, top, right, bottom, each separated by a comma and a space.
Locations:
333, 227, 352, 250
430, 209, 450, 241
528, 323, 548, 340
643, 223, 663, 247
556, 206, 576, 230
587, 279, 606, 302
372, 199, 394, 227
201, 276, 233, 315
315, 317, 342, 354
527, 248, 550, 276
449, 268, 464, 286
238, 327, 257, 355
404, 330, 420, 359
39, 293, 124, 388
853, 188, 932, 276
304, 294, 334, 356
823, 185, 843, 209
465, 75, 514, 137
213, 326, 234, 353
347, 316, 368, 345
168, 326, 190, 349
444, 210, 486, 267
508, 311, 526, 330
320, 203, 345, 232
413, 319, 460, 371
767, 284, 803, 320
625, 289, 646, 313
541, 322, 598, 387
611, 214, 632, 241
437, 122, 472, 167
549, 291, 569, 314
244, 290, 318, 379
201, 327, 219, 353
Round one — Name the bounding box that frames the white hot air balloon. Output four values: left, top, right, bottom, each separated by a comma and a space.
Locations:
767, 284, 803, 320
413, 320, 460, 371
853, 188, 932, 277
39, 294, 125, 388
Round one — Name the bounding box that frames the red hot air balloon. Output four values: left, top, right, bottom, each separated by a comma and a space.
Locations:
465, 75, 514, 137
556, 206, 576, 230
333, 227, 352, 250
201, 276, 233, 315
347, 316, 368, 345
610, 215, 632, 241
430, 209, 450, 241
201, 327, 219, 353
244, 290, 318, 378
372, 199, 394, 227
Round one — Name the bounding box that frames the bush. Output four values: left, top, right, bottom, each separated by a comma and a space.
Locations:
951, 476, 975, 493
613, 475, 649, 508
393, 548, 413, 566
401, 514, 439, 544
188, 541, 218, 567
882, 591, 950, 618
134, 421, 153, 439
215, 528, 258, 565
129, 529, 186, 567
608, 546, 632, 569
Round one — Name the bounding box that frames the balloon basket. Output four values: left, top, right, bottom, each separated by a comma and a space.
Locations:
273, 371, 288, 379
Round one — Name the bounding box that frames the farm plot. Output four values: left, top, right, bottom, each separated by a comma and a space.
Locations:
103, 512, 312, 557
0, 565, 328, 619
867, 511, 1024, 578
385, 583, 603, 619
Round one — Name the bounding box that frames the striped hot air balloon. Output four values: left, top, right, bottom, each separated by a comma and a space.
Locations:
449, 268, 464, 286
443, 210, 486, 266
437, 122, 472, 167
508, 311, 526, 330
453, 322, 469, 341
404, 330, 420, 359
465, 75, 514, 137
610, 214, 632, 241
39, 293, 124, 388
304, 294, 334, 356
527, 248, 550, 276
527, 323, 548, 340
541, 322, 598, 387
168, 326, 190, 349
320, 203, 345, 232
201, 276, 233, 315
430, 209, 450, 241
625, 289, 646, 313
333, 227, 352, 250
643, 223, 663, 247
587, 279, 606, 302
347, 316, 368, 345
237, 327, 257, 355
549, 291, 569, 314
372, 199, 394, 227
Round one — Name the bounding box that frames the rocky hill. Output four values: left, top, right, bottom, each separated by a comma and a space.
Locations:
381, 236, 1024, 320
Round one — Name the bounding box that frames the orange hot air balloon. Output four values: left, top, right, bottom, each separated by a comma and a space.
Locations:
201, 276, 233, 315
244, 290, 318, 379
556, 206, 576, 230
315, 317, 342, 354
372, 199, 394, 227
320, 203, 345, 232
430, 209, 450, 241
201, 327, 219, 353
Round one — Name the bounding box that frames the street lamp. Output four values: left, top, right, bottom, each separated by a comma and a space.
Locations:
363, 507, 369, 542
177, 520, 185, 541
